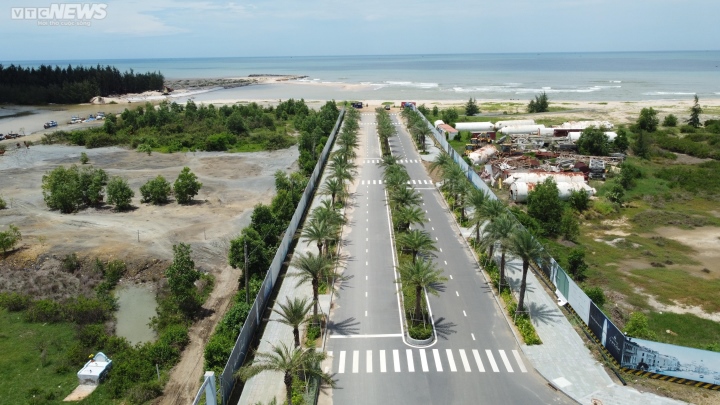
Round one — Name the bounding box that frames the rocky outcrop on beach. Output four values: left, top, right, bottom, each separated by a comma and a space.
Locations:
164, 75, 307, 91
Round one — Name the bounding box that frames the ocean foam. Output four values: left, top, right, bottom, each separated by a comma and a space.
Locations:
382, 81, 439, 89
643, 91, 696, 96
452, 85, 621, 94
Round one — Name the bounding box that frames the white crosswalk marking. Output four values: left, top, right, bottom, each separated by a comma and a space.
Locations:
412, 180, 416, 184
432, 349, 443, 372
380, 350, 387, 373
353, 350, 359, 373
486, 350, 500, 372
367, 350, 373, 373
419, 349, 429, 372
512, 350, 528, 373
406, 349, 415, 372
339, 351, 346, 373
393, 350, 401, 372
406, 181, 411, 184
459, 349, 471, 372
499, 350, 513, 372
473, 349, 485, 372
379, 180, 383, 184
446, 349, 457, 372
373, 180, 376, 185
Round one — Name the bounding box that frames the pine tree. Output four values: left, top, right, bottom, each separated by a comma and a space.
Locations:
687, 94, 702, 128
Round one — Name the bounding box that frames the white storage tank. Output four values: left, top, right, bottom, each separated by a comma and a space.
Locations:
455, 122, 495, 132
567, 131, 617, 142
434, 120, 445, 129
498, 124, 546, 135
510, 182, 595, 203
503, 171, 587, 186
604, 132, 618, 142
494, 119, 535, 129
538, 128, 555, 136
467, 145, 498, 165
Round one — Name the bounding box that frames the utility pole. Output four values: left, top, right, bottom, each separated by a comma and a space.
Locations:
244, 240, 249, 304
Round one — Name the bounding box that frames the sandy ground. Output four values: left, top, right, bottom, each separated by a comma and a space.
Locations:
0, 143, 298, 404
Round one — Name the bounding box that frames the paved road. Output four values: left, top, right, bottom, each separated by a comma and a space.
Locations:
324, 111, 573, 405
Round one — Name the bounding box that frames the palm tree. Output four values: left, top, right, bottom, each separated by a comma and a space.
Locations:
320, 177, 345, 206
236, 342, 334, 405
398, 229, 437, 264
480, 198, 507, 258
413, 123, 432, 153
311, 199, 345, 229
291, 252, 334, 317
483, 214, 516, 290
508, 230, 543, 313
397, 259, 447, 321
389, 186, 422, 210
429, 152, 452, 176
394, 205, 426, 232
467, 187, 489, 244
378, 155, 399, 169
274, 297, 312, 348
300, 218, 337, 257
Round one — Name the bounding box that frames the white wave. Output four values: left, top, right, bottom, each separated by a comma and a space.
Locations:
452, 85, 621, 94
383, 81, 439, 89
642, 91, 696, 96
610, 80, 622, 83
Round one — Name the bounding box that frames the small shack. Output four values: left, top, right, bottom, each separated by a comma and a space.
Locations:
437, 124, 459, 141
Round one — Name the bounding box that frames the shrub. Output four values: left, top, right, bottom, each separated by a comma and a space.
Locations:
173, 167, 202, 205
80, 152, 89, 164
61, 253, 81, 273
408, 324, 433, 340
583, 286, 606, 307
106, 176, 135, 211
567, 249, 588, 281
568, 190, 590, 212
137, 143, 152, 155
618, 161, 643, 190
305, 324, 321, 346
42, 165, 107, 212
663, 114, 678, 127
0, 292, 31, 311
624, 312, 657, 340
0, 196, 6, 209
560, 209, 580, 242
26, 299, 63, 323
0, 224, 22, 256
606, 182, 625, 205
636, 108, 659, 132
140, 175, 171, 205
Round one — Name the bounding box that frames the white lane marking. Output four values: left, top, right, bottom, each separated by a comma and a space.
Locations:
379, 180, 383, 184
431, 226, 434, 230
366, 211, 368, 214
425, 210, 428, 213
379, 350, 387, 373
361, 180, 365, 185
373, 180, 376, 184
366, 261, 368, 266
423, 203, 425, 206
471, 333, 476, 341
463, 310, 467, 317
367, 218, 368, 222
329, 333, 402, 339
366, 237, 368, 241
486, 350, 500, 372
367, 350, 373, 373
446, 349, 457, 372
353, 350, 359, 373
394, 350, 401, 372
513, 350, 528, 373
472, 349, 485, 372
456, 291, 459, 297
339, 351, 346, 373
365, 275, 368, 280
444, 260, 448, 265
459, 349, 471, 372
365, 291, 368, 297
435, 237, 438, 241
412, 180, 416, 184
432, 349, 443, 372
439, 248, 442, 252
428, 218, 431, 221
366, 248, 368, 253
449, 275, 453, 279
499, 350, 514, 372
366, 228, 368, 231
419, 349, 428, 372
365, 310, 367, 317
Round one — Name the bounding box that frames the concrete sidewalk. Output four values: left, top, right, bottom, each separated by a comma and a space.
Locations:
420, 137, 686, 405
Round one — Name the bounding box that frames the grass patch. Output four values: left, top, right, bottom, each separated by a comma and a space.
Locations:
535, 116, 594, 126
630, 210, 715, 232
628, 268, 720, 313
547, 106, 572, 112
647, 312, 720, 350
479, 102, 525, 113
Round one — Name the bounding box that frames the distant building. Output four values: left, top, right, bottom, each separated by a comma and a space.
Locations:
622, 340, 680, 372
437, 124, 459, 141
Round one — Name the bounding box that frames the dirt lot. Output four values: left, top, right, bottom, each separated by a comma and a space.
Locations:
0, 143, 298, 403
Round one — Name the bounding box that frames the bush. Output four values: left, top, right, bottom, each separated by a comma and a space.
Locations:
636, 108, 659, 132
80, 152, 89, 164
0, 292, 31, 311
606, 182, 625, 205
527, 92, 549, 113
305, 324, 321, 345
567, 249, 588, 281
663, 114, 678, 127
0, 195, 6, 209
140, 175, 171, 205
62, 253, 81, 273
106, 176, 135, 211
583, 286, 606, 307
173, 167, 202, 205
26, 299, 63, 323
624, 312, 657, 340
42, 165, 107, 212
618, 161, 643, 190
560, 209, 580, 242
408, 324, 433, 340
568, 190, 590, 212
0, 224, 22, 256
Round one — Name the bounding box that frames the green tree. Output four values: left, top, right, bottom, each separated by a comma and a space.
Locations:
432, 105, 439, 117
78, 166, 108, 207
467, 188, 490, 244
527, 92, 549, 113
568, 190, 590, 212
567, 248, 588, 281
42, 165, 83, 213
631, 130, 652, 159
236, 343, 333, 405
576, 126, 610, 156
560, 209, 579, 241
273, 297, 312, 348
226, 110, 248, 135
624, 312, 657, 340
465, 97, 480, 116
228, 227, 269, 283
137, 143, 152, 155
301, 218, 338, 258
606, 182, 625, 205
0, 224, 22, 256
394, 205, 426, 232
320, 177, 345, 206
140, 175, 172, 205
106, 176, 135, 211
618, 161, 642, 190
687, 95, 702, 128
397, 230, 437, 264
397, 259, 446, 321
613, 128, 630, 153
166, 243, 201, 316
483, 214, 516, 289
583, 286, 606, 307
80, 152, 89, 164
526, 178, 563, 237
508, 230, 543, 312
663, 114, 678, 127
440, 107, 459, 126
636, 108, 659, 132
290, 252, 334, 317
174, 167, 202, 205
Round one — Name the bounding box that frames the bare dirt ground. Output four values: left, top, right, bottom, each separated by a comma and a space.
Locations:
0, 143, 298, 404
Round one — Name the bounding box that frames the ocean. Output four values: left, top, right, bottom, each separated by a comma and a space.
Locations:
4, 52, 720, 102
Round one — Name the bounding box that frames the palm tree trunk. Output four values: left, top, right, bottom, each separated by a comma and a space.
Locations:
517, 261, 529, 312
285, 372, 294, 405
488, 243, 494, 260
293, 327, 300, 348
414, 286, 422, 321
312, 279, 319, 317
475, 223, 481, 246
412, 250, 417, 265
331, 193, 336, 206
317, 242, 323, 257
499, 249, 506, 290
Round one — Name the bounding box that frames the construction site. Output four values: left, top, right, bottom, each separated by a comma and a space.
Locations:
433, 118, 626, 203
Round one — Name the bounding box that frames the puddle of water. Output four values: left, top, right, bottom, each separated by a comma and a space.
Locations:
114, 284, 158, 345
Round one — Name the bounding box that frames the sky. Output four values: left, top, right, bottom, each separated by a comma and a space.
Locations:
1, 0, 719, 61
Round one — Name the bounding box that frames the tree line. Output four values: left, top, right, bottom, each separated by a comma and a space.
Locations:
0, 64, 164, 104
